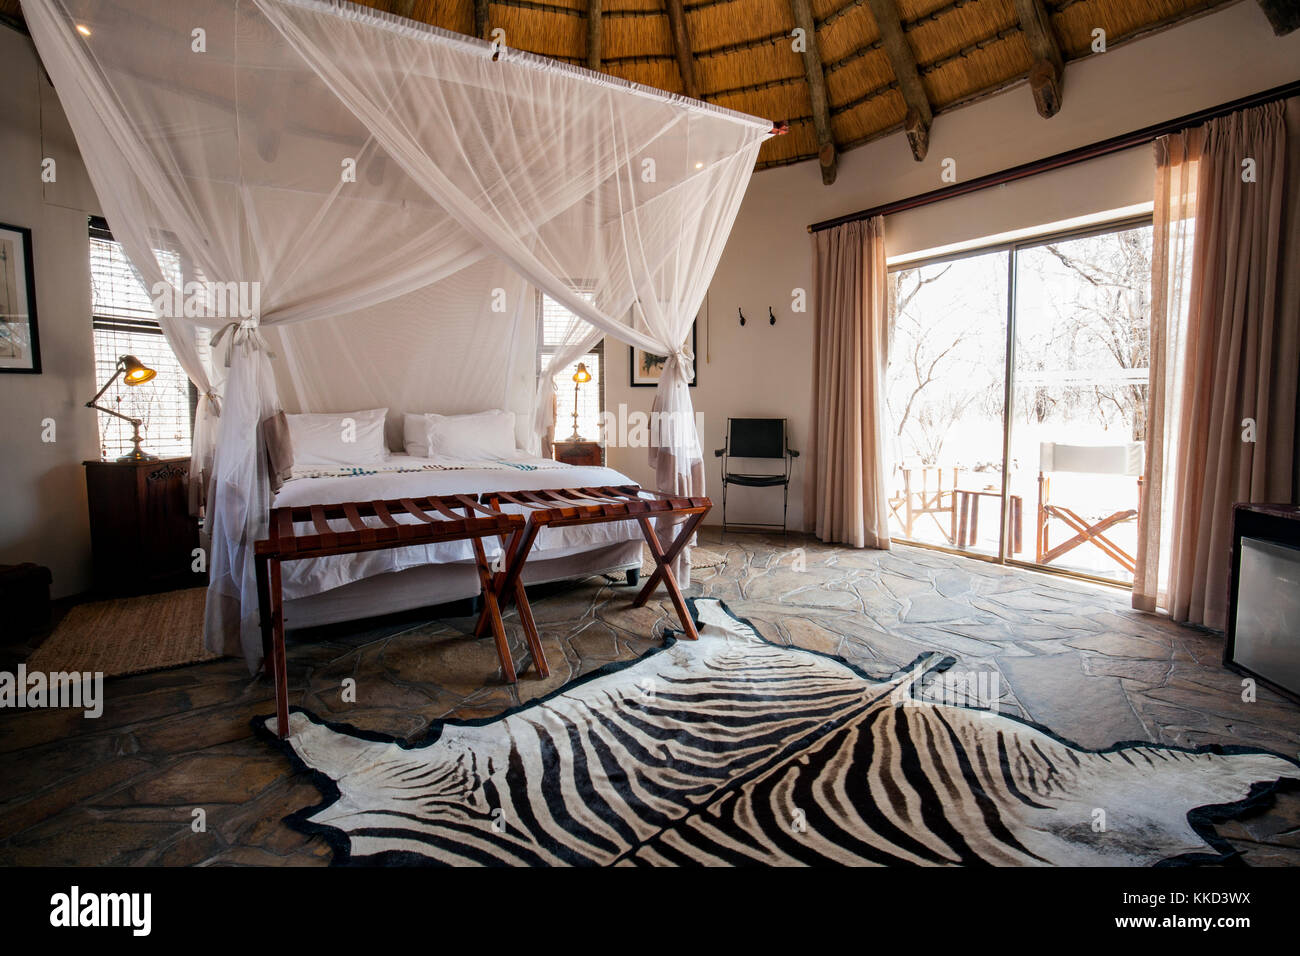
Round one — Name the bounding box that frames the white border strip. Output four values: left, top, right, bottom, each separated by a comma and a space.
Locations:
269, 0, 775, 133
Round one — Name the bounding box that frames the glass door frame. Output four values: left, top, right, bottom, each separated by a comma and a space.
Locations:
886, 212, 1154, 590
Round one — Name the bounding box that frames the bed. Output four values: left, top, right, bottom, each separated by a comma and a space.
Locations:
270, 453, 644, 630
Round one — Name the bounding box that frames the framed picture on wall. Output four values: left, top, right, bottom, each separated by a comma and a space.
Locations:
629, 319, 697, 387
0, 223, 40, 374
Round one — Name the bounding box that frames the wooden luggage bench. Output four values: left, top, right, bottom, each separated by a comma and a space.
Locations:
254, 495, 540, 738
474, 485, 712, 671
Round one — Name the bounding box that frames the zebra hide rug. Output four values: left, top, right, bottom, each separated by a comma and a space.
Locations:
259, 598, 1298, 866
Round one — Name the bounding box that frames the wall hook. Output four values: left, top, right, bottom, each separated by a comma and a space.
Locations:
738, 307, 746, 326
768, 306, 776, 326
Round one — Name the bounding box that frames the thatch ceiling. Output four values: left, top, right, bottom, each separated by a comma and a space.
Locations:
3, 0, 1245, 176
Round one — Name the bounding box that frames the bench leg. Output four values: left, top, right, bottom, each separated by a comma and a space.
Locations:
513, 578, 549, 679
269, 559, 290, 740
473, 530, 510, 638
255, 553, 272, 669
474, 526, 532, 639
491, 529, 548, 678
472, 538, 517, 684
634, 512, 704, 641
633, 511, 705, 605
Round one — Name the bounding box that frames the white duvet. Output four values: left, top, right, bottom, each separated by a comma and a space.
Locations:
270, 454, 643, 600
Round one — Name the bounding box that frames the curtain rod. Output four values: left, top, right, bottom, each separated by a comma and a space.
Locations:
807, 79, 1300, 234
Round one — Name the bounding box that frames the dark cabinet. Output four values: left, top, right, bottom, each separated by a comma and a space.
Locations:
1224, 503, 1300, 703
83, 458, 203, 596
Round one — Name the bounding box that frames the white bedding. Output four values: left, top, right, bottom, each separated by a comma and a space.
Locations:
270, 454, 642, 600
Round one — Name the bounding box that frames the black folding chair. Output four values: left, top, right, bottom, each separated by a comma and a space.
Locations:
714, 418, 799, 539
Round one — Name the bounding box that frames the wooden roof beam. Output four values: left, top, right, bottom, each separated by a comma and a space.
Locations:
588, 0, 602, 70
663, 0, 700, 100
789, 0, 837, 184
865, 0, 931, 162
474, 0, 490, 39
1014, 0, 1064, 118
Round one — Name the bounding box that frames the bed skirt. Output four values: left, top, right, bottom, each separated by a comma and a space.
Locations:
280, 540, 643, 631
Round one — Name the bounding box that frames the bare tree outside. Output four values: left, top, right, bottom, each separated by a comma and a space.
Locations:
887, 256, 1005, 467
1016, 226, 1152, 443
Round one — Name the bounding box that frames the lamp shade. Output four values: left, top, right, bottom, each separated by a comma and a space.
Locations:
572, 362, 591, 384
120, 355, 156, 385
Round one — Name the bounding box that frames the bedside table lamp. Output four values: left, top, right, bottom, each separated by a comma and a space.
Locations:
569, 362, 591, 441
86, 354, 158, 462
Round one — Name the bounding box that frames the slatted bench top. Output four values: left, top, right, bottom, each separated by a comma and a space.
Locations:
477, 484, 712, 647
485, 485, 711, 527
256, 494, 522, 561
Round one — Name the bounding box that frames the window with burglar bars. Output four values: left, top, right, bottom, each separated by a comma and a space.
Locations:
90, 218, 195, 460
537, 289, 604, 446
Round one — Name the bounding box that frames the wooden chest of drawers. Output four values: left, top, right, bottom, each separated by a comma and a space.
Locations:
83, 457, 204, 596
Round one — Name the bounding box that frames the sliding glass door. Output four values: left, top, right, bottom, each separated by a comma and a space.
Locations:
1009, 224, 1152, 583
885, 217, 1154, 586
886, 250, 1008, 557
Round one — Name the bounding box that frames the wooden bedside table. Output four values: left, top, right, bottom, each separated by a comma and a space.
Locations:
552, 441, 603, 467
83, 457, 204, 596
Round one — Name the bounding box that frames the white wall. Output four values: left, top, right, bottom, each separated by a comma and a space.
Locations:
0, 26, 103, 598
604, 0, 1300, 528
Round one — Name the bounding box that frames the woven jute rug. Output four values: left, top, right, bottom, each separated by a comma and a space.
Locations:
27, 587, 216, 678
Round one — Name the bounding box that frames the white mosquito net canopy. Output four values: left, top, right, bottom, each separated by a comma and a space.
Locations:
26, 0, 769, 667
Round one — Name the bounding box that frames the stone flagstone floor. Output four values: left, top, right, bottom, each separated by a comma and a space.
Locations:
1, 530, 1297, 866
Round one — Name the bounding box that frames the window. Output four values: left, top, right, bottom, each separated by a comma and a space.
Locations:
537, 290, 604, 446
886, 217, 1154, 585
90, 218, 195, 460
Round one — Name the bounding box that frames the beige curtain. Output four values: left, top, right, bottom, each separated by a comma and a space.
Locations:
1134, 101, 1296, 627
1133, 129, 1200, 612
805, 216, 892, 549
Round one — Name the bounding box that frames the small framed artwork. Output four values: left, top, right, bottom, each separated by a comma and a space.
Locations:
629, 320, 697, 387
0, 223, 40, 374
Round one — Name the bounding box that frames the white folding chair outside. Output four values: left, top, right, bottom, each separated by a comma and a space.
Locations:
1036, 442, 1145, 574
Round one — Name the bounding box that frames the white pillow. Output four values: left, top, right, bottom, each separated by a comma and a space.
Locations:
286, 408, 389, 468
424, 409, 517, 460
403, 413, 434, 459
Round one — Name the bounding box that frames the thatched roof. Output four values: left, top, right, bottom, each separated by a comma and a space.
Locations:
3, 0, 1241, 177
